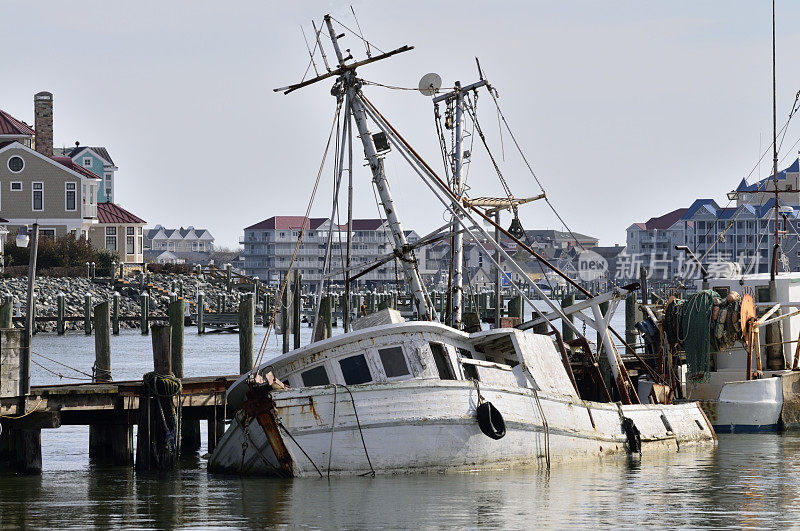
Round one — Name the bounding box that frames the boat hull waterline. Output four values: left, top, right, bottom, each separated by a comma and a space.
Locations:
208, 380, 716, 477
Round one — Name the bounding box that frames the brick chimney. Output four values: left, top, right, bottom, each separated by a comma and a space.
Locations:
34, 91, 53, 157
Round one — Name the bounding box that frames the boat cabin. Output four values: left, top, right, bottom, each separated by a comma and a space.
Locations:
226, 321, 579, 409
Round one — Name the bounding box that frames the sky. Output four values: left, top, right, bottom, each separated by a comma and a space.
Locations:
3, 1, 800, 249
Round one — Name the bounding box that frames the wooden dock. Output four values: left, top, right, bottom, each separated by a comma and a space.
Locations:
0, 374, 237, 474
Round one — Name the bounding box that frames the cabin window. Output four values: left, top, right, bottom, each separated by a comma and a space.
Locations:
378, 346, 409, 378
755, 286, 770, 303
712, 286, 730, 298
339, 354, 372, 385
301, 365, 330, 387
430, 343, 455, 380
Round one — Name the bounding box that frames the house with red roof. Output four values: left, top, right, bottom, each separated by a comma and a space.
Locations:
0, 92, 147, 262
626, 207, 692, 280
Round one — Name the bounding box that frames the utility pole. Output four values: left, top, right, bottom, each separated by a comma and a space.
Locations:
22, 223, 39, 396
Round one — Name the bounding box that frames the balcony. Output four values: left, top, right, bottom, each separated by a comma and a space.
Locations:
83, 203, 97, 219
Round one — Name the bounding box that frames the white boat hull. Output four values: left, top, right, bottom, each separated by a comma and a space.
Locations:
697, 371, 800, 432
209, 379, 715, 477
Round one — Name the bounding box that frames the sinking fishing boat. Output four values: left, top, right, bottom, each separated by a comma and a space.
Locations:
208, 14, 715, 477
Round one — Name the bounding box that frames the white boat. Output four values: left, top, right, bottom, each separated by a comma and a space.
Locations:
208, 13, 716, 477
686, 273, 800, 432
208, 313, 714, 477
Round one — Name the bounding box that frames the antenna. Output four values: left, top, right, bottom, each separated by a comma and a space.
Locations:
418, 73, 442, 97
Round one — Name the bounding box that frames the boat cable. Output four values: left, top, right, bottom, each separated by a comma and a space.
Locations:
531, 388, 551, 470
327, 384, 338, 479
361, 94, 653, 399
325, 384, 375, 478
277, 419, 325, 478
481, 77, 588, 254
251, 99, 342, 372
236, 413, 289, 477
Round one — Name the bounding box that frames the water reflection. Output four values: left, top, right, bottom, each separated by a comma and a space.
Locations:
5, 435, 800, 528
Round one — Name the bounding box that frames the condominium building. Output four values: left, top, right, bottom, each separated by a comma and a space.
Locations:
241, 216, 409, 287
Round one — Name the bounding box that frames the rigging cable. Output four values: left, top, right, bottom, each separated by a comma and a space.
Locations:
252, 99, 343, 371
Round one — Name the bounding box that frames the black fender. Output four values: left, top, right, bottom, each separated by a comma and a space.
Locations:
477, 401, 506, 440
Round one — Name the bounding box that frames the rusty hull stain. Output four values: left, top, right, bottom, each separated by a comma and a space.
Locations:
243, 387, 294, 476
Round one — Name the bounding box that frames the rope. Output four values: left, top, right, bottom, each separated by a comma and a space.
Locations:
327, 384, 338, 479
483, 82, 587, 253
531, 389, 550, 470
0, 398, 43, 420
277, 420, 324, 478
252, 99, 343, 371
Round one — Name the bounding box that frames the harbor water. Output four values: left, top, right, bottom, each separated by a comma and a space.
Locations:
3, 310, 800, 528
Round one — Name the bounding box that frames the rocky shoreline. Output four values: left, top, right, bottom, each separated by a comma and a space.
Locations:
0, 273, 250, 332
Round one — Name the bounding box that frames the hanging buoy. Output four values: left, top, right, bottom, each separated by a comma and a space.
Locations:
477, 401, 506, 440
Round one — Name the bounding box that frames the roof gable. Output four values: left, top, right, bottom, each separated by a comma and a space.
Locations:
97, 202, 146, 224
0, 142, 101, 182
0, 110, 35, 137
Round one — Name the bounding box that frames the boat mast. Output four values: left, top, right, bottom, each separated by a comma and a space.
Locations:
344, 104, 354, 331
433, 80, 487, 329
770, 0, 779, 281
323, 15, 432, 320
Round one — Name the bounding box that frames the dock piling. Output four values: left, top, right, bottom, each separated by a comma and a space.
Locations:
197, 291, 205, 335
293, 271, 301, 350
112, 292, 120, 335
239, 293, 254, 374
140, 292, 149, 335
84, 293, 92, 335
56, 293, 65, 335
0, 293, 11, 329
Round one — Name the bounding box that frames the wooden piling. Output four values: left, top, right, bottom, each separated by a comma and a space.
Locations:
625, 292, 637, 347
314, 295, 332, 341
239, 293, 254, 374
197, 291, 205, 334
93, 301, 111, 383
56, 293, 65, 335
293, 271, 301, 350
84, 293, 92, 335
281, 284, 290, 354
89, 300, 131, 464
226, 263, 232, 293
561, 293, 575, 342
112, 292, 120, 335
136, 324, 177, 471
140, 292, 149, 335
0, 293, 11, 329
169, 299, 185, 379
263, 292, 270, 328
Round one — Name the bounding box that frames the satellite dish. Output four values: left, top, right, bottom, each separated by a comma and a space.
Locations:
418, 73, 442, 96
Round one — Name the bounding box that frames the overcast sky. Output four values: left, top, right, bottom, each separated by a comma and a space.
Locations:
4, 1, 800, 248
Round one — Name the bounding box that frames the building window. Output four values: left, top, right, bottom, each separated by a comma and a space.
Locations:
7, 156, 24, 173
10, 182, 21, 191
126, 235, 134, 254
127, 226, 134, 236
32, 182, 43, 211
39, 228, 56, 240
83, 157, 92, 167
105, 227, 117, 251
65, 182, 77, 211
